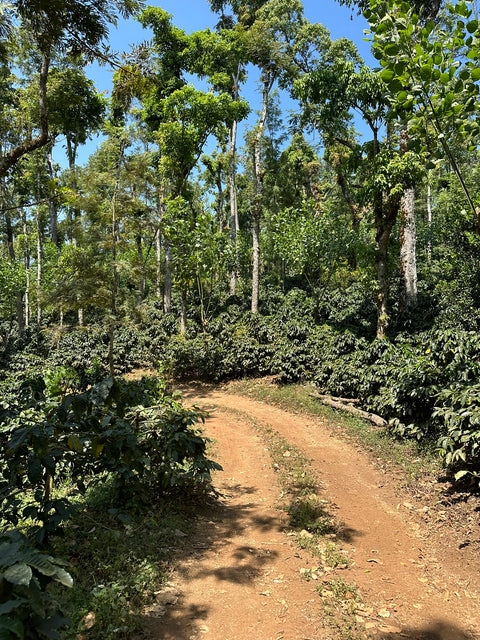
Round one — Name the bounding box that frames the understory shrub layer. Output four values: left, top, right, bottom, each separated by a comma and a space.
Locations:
1, 288, 480, 483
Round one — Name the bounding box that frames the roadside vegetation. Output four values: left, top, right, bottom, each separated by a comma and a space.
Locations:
2, 0, 480, 637
229, 408, 364, 639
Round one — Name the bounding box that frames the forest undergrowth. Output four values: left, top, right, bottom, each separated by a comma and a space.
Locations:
2, 286, 480, 639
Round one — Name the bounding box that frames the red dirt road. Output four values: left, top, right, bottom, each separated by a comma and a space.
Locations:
143, 384, 480, 640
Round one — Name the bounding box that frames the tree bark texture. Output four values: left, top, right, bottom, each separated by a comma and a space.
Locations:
229, 118, 239, 296
426, 181, 432, 262
251, 211, 260, 313
250, 72, 272, 313
156, 228, 162, 299
180, 290, 187, 334
375, 195, 399, 340
21, 209, 30, 329
45, 148, 58, 246
399, 186, 417, 310
163, 239, 172, 313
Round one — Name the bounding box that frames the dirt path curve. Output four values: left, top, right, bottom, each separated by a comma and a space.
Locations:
145, 384, 480, 640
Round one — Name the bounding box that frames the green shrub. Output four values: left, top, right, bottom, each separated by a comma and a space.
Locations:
0, 529, 72, 640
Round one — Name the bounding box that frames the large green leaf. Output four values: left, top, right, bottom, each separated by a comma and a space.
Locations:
6, 429, 28, 452
379, 68, 395, 81
0, 601, 26, 616
4, 563, 32, 587
471, 68, 480, 81
34, 614, 70, 640
0, 616, 23, 639
467, 20, 478, 33
53, 568, 73, 588
89, 377, 115, 405
0, 543, 22, 569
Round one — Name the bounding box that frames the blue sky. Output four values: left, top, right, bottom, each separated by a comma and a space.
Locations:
70, 0, 375, 166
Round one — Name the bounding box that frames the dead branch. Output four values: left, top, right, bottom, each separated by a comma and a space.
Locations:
309, 393, 387, 428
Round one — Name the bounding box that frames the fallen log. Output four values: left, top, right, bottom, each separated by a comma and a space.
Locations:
309, 393, 388, 428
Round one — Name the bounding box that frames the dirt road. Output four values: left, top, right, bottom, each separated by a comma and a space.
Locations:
144, 384, 480, 640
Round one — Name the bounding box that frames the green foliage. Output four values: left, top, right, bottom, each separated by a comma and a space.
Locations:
0, 529, 72, 640
435, 384, 480, 479
0, 369, 220, 542
366, 0, 480, 212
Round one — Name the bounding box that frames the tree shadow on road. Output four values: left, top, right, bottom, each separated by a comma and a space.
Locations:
138, 479, 286, 639
376, 620, 478, 640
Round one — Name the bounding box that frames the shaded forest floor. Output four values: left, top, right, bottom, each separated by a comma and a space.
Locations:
139, 379, 480, 640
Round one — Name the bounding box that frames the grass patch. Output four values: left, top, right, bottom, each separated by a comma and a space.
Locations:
48, 479, 198, 639
226, 378, 441, 487
318, 579, 363, 640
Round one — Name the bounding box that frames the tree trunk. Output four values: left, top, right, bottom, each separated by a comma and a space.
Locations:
1, 172, 25, 335
426, 180, 432, 262
156, 228, 162, 299
252, 211, 260, 313
108, 323, 115, 378
36, 207, 42, 326
136, 234, 146, 304
45, 147, 58, 246
399, 186, 417, 310
216, 165, 224, 234
36, 168, 42, 326
250, 72, 272, 313
163, 239, 172, 313
180, 290, 187, 334
399, 127, 417, 311
0, 51, 51, 176
376, 226, 390, 340
229, 119, 239, 296
229, 64, 241, 296
21, 209, 30, 329
375, 196, 400, 339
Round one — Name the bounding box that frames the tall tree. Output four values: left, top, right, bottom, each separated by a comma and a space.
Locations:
0, 0, 139, 177
294, 41, 423, 337
114, 6, 249, 326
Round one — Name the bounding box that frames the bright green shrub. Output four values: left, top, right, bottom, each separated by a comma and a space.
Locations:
435, 384, 480, 479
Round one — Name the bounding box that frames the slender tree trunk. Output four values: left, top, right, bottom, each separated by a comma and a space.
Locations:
399, 186, 417, 310
36, 168, 43, 326
1, 174, 25, 335
229, 118, 239, 296
21, 209, 30, 329
45, 147, 58, 246
252, 211, 260, 313
180, 290, 187, 334
156, 228, 162, 299
374, 196, 400, 339
36, 208, 42, 326
136, 234, 146, 304
163, 238, 172, 313
229, 63, 242, 295
426, 181, 432, 262
251, 72, 272, 313
108, 140, 125, 377
336, 168, 360, 270
376, 228, 390, 340
216, 165, 225, 234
